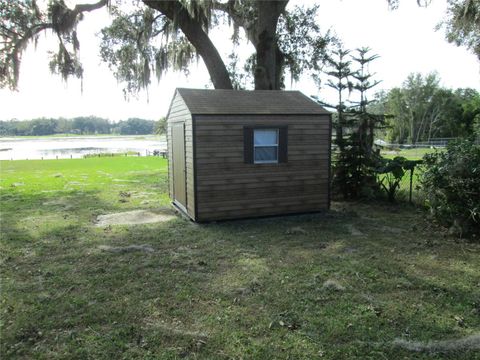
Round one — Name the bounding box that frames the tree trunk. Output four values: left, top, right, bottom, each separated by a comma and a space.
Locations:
253, 1, 288, 90
143, 0, 233, 90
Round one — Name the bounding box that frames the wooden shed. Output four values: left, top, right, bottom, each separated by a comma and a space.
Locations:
166, 88, 331, 222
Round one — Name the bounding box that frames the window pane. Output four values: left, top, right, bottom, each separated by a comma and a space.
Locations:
254, 129, 278, 145
254, 146, 278, 162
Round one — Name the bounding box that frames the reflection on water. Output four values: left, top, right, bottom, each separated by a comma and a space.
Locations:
0, 135, 167, 160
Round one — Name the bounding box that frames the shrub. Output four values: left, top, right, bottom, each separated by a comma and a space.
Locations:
376, 156, 421, 202
421, 140, 480, 237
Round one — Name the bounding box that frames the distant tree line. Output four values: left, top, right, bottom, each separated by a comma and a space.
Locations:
0, 116, 166, 136
317, 48, 480, 204
371, 73, 480, 144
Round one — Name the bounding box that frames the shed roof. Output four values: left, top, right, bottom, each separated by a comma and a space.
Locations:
175, 88, 329, 115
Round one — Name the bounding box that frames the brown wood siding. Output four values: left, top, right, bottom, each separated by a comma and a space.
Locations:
194, 114, 330, 221
167, 92, 195, 219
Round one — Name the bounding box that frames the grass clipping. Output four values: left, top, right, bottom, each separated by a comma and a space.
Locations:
393, 333, 480, 353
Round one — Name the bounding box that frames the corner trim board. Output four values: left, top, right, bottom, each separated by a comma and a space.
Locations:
192, 114, 198, 221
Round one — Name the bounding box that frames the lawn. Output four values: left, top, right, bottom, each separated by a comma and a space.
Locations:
379, 147, 441, 203
381, 147, 442, 160
1, 157, 479, 359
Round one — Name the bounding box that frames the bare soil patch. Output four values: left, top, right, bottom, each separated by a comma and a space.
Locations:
98, 244, 154, 253
95, 209, 176, 227
393, 333, 480, 353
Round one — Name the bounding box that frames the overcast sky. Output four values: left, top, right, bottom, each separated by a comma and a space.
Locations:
0, 0, 478, 121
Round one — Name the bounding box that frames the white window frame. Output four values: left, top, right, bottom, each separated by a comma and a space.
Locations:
254, 128, 279, 164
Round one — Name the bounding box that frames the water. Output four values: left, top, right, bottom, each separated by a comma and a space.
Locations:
0, 135, 167, 160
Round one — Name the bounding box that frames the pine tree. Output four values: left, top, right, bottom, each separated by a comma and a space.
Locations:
317, 47, 387, 199
313, 46, 355, 199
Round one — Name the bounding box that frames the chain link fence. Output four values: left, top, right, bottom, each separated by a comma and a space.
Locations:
382, 166, 424, 205
330, 152, 425, 205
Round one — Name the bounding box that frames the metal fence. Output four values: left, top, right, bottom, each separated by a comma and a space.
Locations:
377, 137, 458, 148
2, 149, 167, 161
330, 154, 424, 205
382, 166, 424, 205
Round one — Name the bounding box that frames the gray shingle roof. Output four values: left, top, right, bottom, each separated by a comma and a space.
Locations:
175, 88, 329, 115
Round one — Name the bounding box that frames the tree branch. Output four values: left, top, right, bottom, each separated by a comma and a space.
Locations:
0, 23, 20, 37
9, 23, 54, 86
2, 0, 108, 89
212, 0, 256, 43
143, 0, 233, 89
71, 0, 109, 17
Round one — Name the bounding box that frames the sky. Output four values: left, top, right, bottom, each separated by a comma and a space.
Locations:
0, 0, 478, 121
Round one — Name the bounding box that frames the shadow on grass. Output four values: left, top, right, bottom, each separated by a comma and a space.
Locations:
1, 195, 479, 359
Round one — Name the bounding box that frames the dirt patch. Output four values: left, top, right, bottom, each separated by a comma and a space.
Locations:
285, 226, 307, 235
145, 320, 208, 339
380, 225, 405, 234
95, 209, 176, 227
322, 279, 346, 291
347, 224, 364, 236
98, 244, 154, 253
112, 179, 140, 183
393, 333, 480, 353
42, 198, 74, 210
136, 192, 156, 198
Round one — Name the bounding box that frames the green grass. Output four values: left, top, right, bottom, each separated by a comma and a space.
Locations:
381, 147, 443, 160
379, 147, 441, 202
1, 158, 479, 359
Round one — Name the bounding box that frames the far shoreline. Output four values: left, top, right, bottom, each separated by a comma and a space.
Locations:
0, 134, 165, 141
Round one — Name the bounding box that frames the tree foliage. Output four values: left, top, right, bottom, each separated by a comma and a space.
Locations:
114, 118, 155, 135
379, 73, 480, 143
155, 117, 167, 135
0, 0, 333, 93
1, 0, 476, 95
438, 0, 480, 60
388, 0, 479, 59
317, 46, 387, 199
376, 156, 421, 202
421, 139, 480, 237
0, 0, 109, 90
98, 6, 197, 97
0, 116, 156, 136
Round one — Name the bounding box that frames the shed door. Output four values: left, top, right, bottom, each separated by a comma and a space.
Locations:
172, 123, 187, 209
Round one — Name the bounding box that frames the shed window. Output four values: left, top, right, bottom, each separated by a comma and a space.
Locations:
254, 129, 278, 163
244, 126, 288, 164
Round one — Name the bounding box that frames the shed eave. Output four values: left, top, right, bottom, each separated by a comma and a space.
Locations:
189, 111, 331, 116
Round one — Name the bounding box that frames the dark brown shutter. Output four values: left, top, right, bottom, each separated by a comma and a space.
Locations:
278, 126, 288, 163
243, 126, 254, 164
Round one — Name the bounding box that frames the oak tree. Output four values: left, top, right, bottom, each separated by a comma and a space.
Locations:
0, 0, 331, 93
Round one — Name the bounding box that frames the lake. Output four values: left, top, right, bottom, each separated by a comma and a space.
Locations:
0, 135, 167, 160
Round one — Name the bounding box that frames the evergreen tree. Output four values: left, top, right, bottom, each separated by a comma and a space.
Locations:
313, 46, 354, 198
316, 47, 386, 199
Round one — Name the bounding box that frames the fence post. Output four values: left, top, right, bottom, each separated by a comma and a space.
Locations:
409, 167, 414, 204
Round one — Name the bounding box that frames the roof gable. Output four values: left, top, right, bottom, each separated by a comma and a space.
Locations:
174, 88, 329, 115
